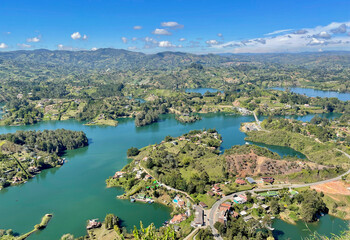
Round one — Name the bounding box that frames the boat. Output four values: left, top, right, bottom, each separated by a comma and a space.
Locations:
130, 197, 135, 202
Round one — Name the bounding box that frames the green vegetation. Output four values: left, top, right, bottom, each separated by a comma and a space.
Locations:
127, 147, 140, 157
0, 129, 88, 188
0, 214, 53, 240
245, 118, 349, 166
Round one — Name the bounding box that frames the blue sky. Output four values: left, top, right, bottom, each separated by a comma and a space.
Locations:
1, 0, 350, 53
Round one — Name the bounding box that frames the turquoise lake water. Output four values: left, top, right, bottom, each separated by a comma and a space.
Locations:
0, 86, 349, 239
270, 87, 350, 102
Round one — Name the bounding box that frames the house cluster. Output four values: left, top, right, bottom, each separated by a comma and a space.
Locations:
217, 202, 239, 224
169, 195, 192, 225
12, 176, 23, 184
233, 107, 252, 115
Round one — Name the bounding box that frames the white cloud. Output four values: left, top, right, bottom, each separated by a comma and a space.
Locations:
91, 47, 98, 51
161, 21, 184, 29
128, 46, 138, 50
132, 37, 137, 41
158, 41, 175, 48
71, 32, 81, 40
217, 33, 223, 37
212, 21, 350, 53
152, 28, 172, 35
294, 29, 308, 34
265, 29, 293, 36
308, 38, 325, 45
5, 32, 11, 35
82, 34, 88, 40
205, 39, 219, 45
17, 43, 31, 48
27, 36, 40, 42
314, 31, 331, 39
121, 37, 128, 43
0, 43, 8, 49
179, 38, 186, 41
133, 26, 142, 30
144, 37, 158, 44
57, 44, 75, 50
143, 37, 158, 49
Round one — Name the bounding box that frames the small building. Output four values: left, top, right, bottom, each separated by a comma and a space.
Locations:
212, 184, 222, 193
243, 215, 253, 222
235, 178, 246, 185
199, 202, 208, 208
233, 196, 246, 204
261, 204, 269, 210
240, 210, 247, 216
86, 219, 102, 230
113, 171, 126, 179
218, 210, 228, 224
207, 191, 215, 196
246, 177, 256, 184
230, 211, 239, 218
191, 206, 204, 227
261, 177, 274, 184
144, 174, 153, 180
170, 213, 187, 224
219, 202, 231, 212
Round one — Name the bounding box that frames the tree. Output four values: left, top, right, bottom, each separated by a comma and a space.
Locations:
105, 213, 119, 230
60, 234, 74, 240
270, 200, 280, 215
127, 147, 140, 157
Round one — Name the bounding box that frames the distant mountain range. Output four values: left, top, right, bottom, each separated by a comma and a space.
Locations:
1, 48, 350, 71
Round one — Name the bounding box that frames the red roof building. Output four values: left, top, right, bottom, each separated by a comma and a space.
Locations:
235, 178, 246, 185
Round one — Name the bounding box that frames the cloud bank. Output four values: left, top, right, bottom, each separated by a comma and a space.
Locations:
212, 21, 350, 53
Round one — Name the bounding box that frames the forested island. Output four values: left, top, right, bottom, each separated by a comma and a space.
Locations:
0, 129, 88, 189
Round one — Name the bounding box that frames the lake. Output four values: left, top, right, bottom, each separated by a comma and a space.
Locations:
270, 87, 350, 102
0, 113, 260, 239
185, 88, 223, 95
0, 92, 348, 239
273, 215, 349, 240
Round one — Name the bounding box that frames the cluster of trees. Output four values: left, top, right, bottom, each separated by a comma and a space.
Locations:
0, 129, 88, 155
135, 101, 167, 127
127, 147, 140, 157
214, 217, 273, 240
104, 213, 119, 230
263, 116, 337, 143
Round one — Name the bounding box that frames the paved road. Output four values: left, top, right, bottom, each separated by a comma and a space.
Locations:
208, 149, 350, 240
